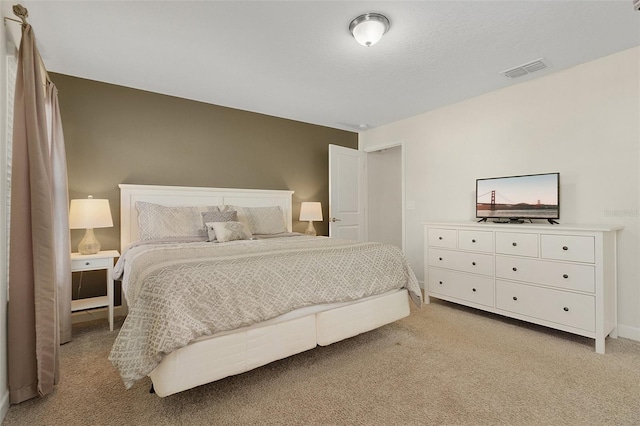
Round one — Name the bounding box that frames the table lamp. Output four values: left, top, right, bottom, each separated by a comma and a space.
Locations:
69, 195, 114, 255
299, 202, 323, 236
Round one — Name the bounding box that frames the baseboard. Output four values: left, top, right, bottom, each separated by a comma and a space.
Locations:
71, 306, 127, 325
0, 387, 9, 424
616, 324, 640, 342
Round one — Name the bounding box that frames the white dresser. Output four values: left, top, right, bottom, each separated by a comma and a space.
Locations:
424, 222, 622, 353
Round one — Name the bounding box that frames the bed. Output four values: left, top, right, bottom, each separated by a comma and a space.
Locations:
109, 184, 422, 397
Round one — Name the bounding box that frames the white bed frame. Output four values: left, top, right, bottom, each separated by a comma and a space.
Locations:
119, 184, 410, 397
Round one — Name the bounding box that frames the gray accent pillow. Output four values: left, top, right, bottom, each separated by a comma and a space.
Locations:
136, 201, 219, 240
202, 211, 237, 241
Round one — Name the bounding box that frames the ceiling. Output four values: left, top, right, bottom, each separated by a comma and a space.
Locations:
16, 1, 640, 132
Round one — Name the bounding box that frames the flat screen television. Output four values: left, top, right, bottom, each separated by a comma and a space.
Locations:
476, 172, 559, 223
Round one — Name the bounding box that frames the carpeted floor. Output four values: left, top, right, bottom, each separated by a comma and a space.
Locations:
4, 299, 640, 425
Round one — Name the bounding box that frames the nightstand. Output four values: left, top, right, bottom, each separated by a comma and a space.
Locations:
71, 250, 120, 331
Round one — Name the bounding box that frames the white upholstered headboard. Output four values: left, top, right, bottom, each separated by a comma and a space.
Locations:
119, 184, 295, 252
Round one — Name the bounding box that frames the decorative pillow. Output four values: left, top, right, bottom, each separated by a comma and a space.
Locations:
202, 211, 237, 241
136, 201, 219, 240
223, 205, 287, 235
208, 221, 253, 243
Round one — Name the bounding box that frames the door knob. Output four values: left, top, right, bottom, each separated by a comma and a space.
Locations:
329, 217, 342, 222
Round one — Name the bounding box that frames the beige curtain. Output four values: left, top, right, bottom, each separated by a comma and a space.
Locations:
47, 83, 72, 345
8, 22, 71, 404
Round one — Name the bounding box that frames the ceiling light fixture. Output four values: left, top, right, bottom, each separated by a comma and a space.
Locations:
349, 13, 390, 47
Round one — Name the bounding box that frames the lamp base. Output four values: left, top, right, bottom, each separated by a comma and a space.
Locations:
78, 228, 101, 255
304, 221, 317, 237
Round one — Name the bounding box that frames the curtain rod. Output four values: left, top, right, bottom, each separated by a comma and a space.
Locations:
4, 4, 51, 86
3, 17, 25, 26
5, 4, 28, 26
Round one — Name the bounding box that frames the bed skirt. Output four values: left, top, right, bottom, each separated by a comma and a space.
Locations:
149, 289, 410, 397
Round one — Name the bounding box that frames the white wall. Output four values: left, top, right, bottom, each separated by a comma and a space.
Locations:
360, 47, 640, 340
367, 146, 402, 248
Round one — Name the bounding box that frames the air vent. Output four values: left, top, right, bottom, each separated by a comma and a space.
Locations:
501, 58, 549, 79
504, 68, 528, 79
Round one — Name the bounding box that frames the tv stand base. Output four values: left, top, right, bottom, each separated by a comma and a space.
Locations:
493, 218, 526, 224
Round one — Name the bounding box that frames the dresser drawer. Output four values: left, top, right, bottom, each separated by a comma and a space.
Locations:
428, 248, 494, 276
541, 235, 595, 263
495, 232, 538, 257
427, 228, 457, 249
428, 268, 494, 307
496, 280, 595, 332
458, 230, 493, 253
495, 256, 595, 293
71, 257, 110, 271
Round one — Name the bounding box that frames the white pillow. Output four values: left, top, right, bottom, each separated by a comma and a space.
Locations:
208, 221, 253, 243
136, 201, 219, 240
224, 205, 287, 235
202, 210, 237, 241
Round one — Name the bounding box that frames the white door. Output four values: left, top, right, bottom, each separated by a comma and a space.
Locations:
328, 144, 366, 240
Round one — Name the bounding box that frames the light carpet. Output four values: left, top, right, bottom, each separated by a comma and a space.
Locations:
4, 299, 640, 425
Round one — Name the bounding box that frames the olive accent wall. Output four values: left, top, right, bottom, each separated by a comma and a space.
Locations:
52, 73, 357, 254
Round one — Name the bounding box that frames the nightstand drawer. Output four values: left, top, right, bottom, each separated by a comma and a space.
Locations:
72, 257, 110, 271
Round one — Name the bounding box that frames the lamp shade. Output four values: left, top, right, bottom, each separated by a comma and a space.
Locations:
69, 197, 113, 229
349, 13, 390, 47
299, 202, 323, 222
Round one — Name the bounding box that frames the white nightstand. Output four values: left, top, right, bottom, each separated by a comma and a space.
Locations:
71, 250, 120, 331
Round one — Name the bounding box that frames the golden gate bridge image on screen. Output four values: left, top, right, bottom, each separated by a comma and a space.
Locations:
476, 189, 558, 218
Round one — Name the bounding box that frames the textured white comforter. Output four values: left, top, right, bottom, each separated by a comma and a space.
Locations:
109, 236, 422, 388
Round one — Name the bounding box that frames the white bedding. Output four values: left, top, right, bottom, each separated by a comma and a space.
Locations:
109, 235, 422, 388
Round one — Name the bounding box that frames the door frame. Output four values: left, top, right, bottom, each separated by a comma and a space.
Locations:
363, 140, 406, 253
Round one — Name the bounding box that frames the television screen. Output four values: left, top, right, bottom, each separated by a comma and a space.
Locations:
476, 173, 559, 220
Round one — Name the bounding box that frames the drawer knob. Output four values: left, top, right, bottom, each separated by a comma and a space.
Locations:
512, 296, 518, 301
512, 267, 517, 272
512, 242, 517, 247
563, 274, 569, 279
472, 262, 476, 266
439, 281, 443, 285
472, 239, 476, 243
85, 262, 90, 266
563, 307, 569, 312
562, 246, 568, 251
472, 288, 477, 292
439, 257, 443, 261
439, 237, 443, 240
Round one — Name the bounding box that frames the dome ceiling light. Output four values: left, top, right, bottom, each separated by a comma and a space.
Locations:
349, 13, 390, 47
